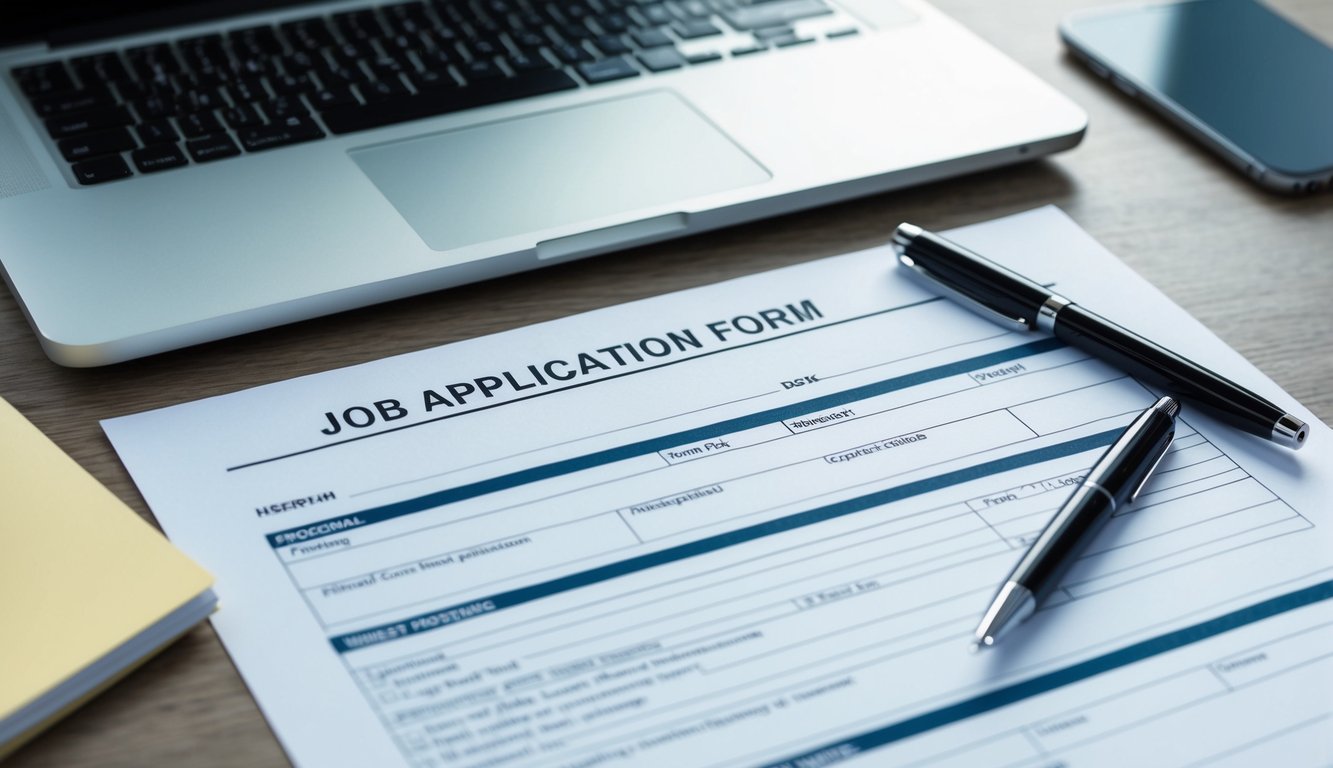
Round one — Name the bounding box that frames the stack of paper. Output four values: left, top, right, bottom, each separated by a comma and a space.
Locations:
102, 208, 1332, 767
0, 397, 216, 757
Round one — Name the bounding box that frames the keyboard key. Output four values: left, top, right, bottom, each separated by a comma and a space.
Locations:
269, 73, 314, 95
238, 115, 324, 151
356, 79, 411, 103
460, 60, 504, 82
132, 95, 174, 121
731, 45, 767, 56
552, 43, 592, 64
281, 51, 320, 74
673, 19, 720, 39
179, 111, 225, 138
69, 53, 131, 85
637, 47, 685, 72
677, 0, 710, 18
13, 62, 75, 96
230, 25, 285, 55
633, 4, 673, 25
826, 27, 859, 38
118, 78, 170, 102
595, 34, 632, 55
558, 22, 593, 41
600, 12, 632, 32
367, 53, 409, 77
384, 33, 423, 55
58, 127, 136, 161
325, 65, 372, 91
264, 96, 310, 120
32, 88, 114, 117
223, 104, 264, 129
185, 133, 241, 162
125, 43, 182, 80
417, 46, 455, 70
333, 9, 387, 41
178, 34, 229, 71
510, 30, 546, 50
774, 35, 814, 47
753, 25, 795, 41
135, 120, 179, 145
45, 106, 131, 140
177, 69, 226, 90
631, 27, 673, 48
229, 55, 271, 79
465, 38, 504, 58
720, 0, 830, 30
280, 17, 336, 50
320, 69, 578, 134
501, 52, 553, 73
577, 56, 640, 84
310, 86, 360, 109
132, 143, 188, 173
408, 69, 452, 91
177, 88, 226, 113
72, 154, 132, 185
384, 2, 432, 34
686, 51, 722, 64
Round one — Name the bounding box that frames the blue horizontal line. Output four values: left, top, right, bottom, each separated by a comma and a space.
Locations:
760, 579, 1333, 768
270, 337, 1064, 549
329, 426, 1118, 653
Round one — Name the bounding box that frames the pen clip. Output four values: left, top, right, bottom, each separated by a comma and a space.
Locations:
1128, 431, 1173, 503
895, 252, 1032, 333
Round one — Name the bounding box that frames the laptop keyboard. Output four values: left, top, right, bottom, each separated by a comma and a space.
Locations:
9, 0, 859, 185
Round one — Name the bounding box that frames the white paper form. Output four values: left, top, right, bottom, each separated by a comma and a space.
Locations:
103, 208, 1333, 768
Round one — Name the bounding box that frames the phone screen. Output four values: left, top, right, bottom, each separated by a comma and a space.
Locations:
1065, 0, 1333, 178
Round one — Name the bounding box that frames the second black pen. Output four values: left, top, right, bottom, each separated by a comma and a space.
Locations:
972, 395, 1181, 649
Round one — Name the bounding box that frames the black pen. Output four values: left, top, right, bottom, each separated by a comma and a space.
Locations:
892, 223, 1308, 450
973, 396, 1180, 650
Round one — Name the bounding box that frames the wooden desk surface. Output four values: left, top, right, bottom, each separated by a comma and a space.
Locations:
4, 1, 1330, 764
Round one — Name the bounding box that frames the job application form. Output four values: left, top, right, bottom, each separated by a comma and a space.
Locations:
104, 208, 1333, 767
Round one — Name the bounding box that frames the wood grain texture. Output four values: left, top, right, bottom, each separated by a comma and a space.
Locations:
4, 1, 1330, 764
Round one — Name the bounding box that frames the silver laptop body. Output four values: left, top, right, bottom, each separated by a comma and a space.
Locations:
0, 0, 1085, 366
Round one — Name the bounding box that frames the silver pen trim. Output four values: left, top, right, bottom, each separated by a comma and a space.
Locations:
1080, 482, 1118, 512
1036, 294, 1071, 334
1155, 396, 1183, 419
1272, 414, 1309, 450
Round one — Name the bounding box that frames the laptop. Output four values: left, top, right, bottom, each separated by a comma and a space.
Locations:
0, 0, 1086, 366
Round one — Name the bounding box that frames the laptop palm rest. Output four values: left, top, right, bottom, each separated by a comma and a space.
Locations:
349, 90, 771, 254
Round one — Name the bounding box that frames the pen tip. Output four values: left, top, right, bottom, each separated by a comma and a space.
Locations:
969, 637, 992, 654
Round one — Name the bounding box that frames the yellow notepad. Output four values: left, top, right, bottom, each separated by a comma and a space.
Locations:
0, 396, 216, 756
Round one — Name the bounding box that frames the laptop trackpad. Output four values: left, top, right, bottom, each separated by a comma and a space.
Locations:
350, 90, 771, 253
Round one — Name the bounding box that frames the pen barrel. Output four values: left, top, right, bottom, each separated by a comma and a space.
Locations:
1013, 403, 1176, 604
1053, 304, 1286, 441
903, 229, 1051, 323
1014, 484, 1117, 604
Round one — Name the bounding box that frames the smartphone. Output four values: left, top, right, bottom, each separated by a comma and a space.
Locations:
1061, 0, 1333, 193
